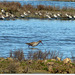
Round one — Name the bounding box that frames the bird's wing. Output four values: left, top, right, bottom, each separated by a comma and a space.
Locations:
25, 43, 33, 46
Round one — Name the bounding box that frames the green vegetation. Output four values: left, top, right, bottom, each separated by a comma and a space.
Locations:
0, 50, 75, 74
0, 57, 75, 73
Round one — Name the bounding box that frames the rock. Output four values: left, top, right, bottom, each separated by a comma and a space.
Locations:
63, 58, 72, 64
6, 57, 13, 61
47, 62, 54, 72
37, 60, 43, 64
48, 65, 53, 72
0, 57, 5, 61
44, 60, 47, 63
57, 57, 61, 61
47, 62, 54, 66
50, 59, 56, 61
70, 64, 73, 67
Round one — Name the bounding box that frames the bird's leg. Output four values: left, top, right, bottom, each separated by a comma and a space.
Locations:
28, 45, 30, 48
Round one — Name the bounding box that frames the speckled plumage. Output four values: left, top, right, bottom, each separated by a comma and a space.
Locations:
26, 40, 43, 47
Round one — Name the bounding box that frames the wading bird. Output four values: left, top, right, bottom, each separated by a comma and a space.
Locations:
26, 40, 43, 47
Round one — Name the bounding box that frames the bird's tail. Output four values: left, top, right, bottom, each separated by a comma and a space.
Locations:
25, 43, 29, 44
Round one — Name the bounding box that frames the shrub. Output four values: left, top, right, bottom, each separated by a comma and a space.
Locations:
27, 50, 63, 60
7, 62, 21, 73
9, 49, 25, 61
37, 5, 45, 10
23, 4, 35, 12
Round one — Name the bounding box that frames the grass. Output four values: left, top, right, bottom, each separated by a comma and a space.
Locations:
0, 58, 75, 73
0, 50, 74, 73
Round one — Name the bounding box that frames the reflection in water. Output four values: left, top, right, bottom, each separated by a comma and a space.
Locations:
29, 48, 40, 50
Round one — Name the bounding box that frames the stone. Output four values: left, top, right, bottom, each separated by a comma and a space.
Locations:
47, 62, 54, 72
6, 57, 13, 61
48, 65, 53, 72
57, 57, 61, 61
0, 57, 5, 61
44, 60, 47, 63
50, 59, 56, 61
47, 62, 54, 66
63, 58, 72, 64
37, 60, 43, 64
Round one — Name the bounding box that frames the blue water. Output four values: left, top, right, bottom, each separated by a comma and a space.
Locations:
0, 19, 75, 58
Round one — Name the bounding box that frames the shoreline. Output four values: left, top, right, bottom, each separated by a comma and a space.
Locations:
0, 57, 75, 73
0, 2, 75, 20
0, 15, 75, 20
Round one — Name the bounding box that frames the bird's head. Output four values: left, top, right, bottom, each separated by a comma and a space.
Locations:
39, 40, 43, 44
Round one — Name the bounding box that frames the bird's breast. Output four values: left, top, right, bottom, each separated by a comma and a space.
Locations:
32, 42, 39, 46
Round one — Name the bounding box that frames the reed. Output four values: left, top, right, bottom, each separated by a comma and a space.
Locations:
9, 49, 25, 61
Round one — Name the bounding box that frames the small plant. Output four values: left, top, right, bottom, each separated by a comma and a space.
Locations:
27, 51, 33, 60
37, 5, 45, 10
9, 49, 25, 61
7, 62, 21, 73
43, 67, 48, 71
9, 50, 13, 58
71, 51, 75, 63
27, 50, 63, 60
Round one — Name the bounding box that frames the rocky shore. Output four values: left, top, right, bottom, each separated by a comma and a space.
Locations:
0, 50, 74, 74
0, 57, 75, 73
0, 2, 75, 20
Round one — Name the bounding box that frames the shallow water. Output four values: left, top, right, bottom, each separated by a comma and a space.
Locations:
0, 19, 75, 58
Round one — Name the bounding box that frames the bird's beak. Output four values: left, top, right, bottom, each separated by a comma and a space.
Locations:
41, 42, 43, 44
